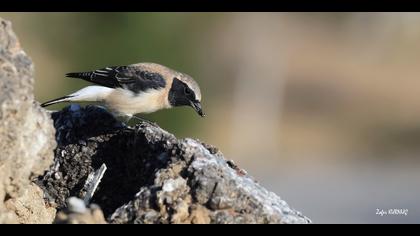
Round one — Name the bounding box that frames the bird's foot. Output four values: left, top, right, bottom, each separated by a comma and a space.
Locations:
131, 115, 159, 128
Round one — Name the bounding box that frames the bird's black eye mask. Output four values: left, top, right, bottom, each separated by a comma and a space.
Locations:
168, 77, 197, 106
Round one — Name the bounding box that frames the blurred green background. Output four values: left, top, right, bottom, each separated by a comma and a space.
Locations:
3, 12, 420, 223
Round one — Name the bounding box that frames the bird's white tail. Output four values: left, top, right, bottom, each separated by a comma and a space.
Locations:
41, 96, 72, 107
41, 86, 114, 107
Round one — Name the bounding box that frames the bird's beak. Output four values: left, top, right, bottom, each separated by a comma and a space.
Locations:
191, 101, 205, 117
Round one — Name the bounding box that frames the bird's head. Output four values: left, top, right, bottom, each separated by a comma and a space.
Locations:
168, 73, 205, 117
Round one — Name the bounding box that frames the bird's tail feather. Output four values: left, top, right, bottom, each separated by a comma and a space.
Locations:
40, 96, 72, 107
66, 72, 92, 80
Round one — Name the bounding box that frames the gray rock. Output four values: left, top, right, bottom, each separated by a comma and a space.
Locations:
39, 105, 311, 224
54, 198, 106, 224
67, 197, 87, 214
0, 17, 56, 223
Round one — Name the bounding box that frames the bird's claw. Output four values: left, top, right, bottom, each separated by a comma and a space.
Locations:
131, 115, 159, 128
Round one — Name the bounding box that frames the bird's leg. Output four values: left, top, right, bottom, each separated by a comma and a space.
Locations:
111, 113, 136, 131
112, 114, 130, 124
130, 115, 159, 128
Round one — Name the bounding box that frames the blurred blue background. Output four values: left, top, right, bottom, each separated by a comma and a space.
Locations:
3, 12, 420, 223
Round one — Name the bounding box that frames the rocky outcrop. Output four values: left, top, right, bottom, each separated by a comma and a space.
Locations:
38, 105, 311, 224
0, 18, 56, 223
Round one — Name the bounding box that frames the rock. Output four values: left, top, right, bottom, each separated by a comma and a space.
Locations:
4, 183, 56, 224
54, 199, 106, 224
38, 105, 311, 224
66, 197, 87, 214
0, 18, 56, 223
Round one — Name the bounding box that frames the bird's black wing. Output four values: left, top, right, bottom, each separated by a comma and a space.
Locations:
115, 66, 167, 93
66, 66, 166, 93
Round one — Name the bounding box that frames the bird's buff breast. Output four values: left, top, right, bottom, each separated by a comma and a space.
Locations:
104, 88, 170, 116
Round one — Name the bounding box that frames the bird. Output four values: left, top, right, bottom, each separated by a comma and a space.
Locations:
41, 63, 205, 122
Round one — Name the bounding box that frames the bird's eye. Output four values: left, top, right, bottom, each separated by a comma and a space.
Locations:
184, 87, 192, 95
